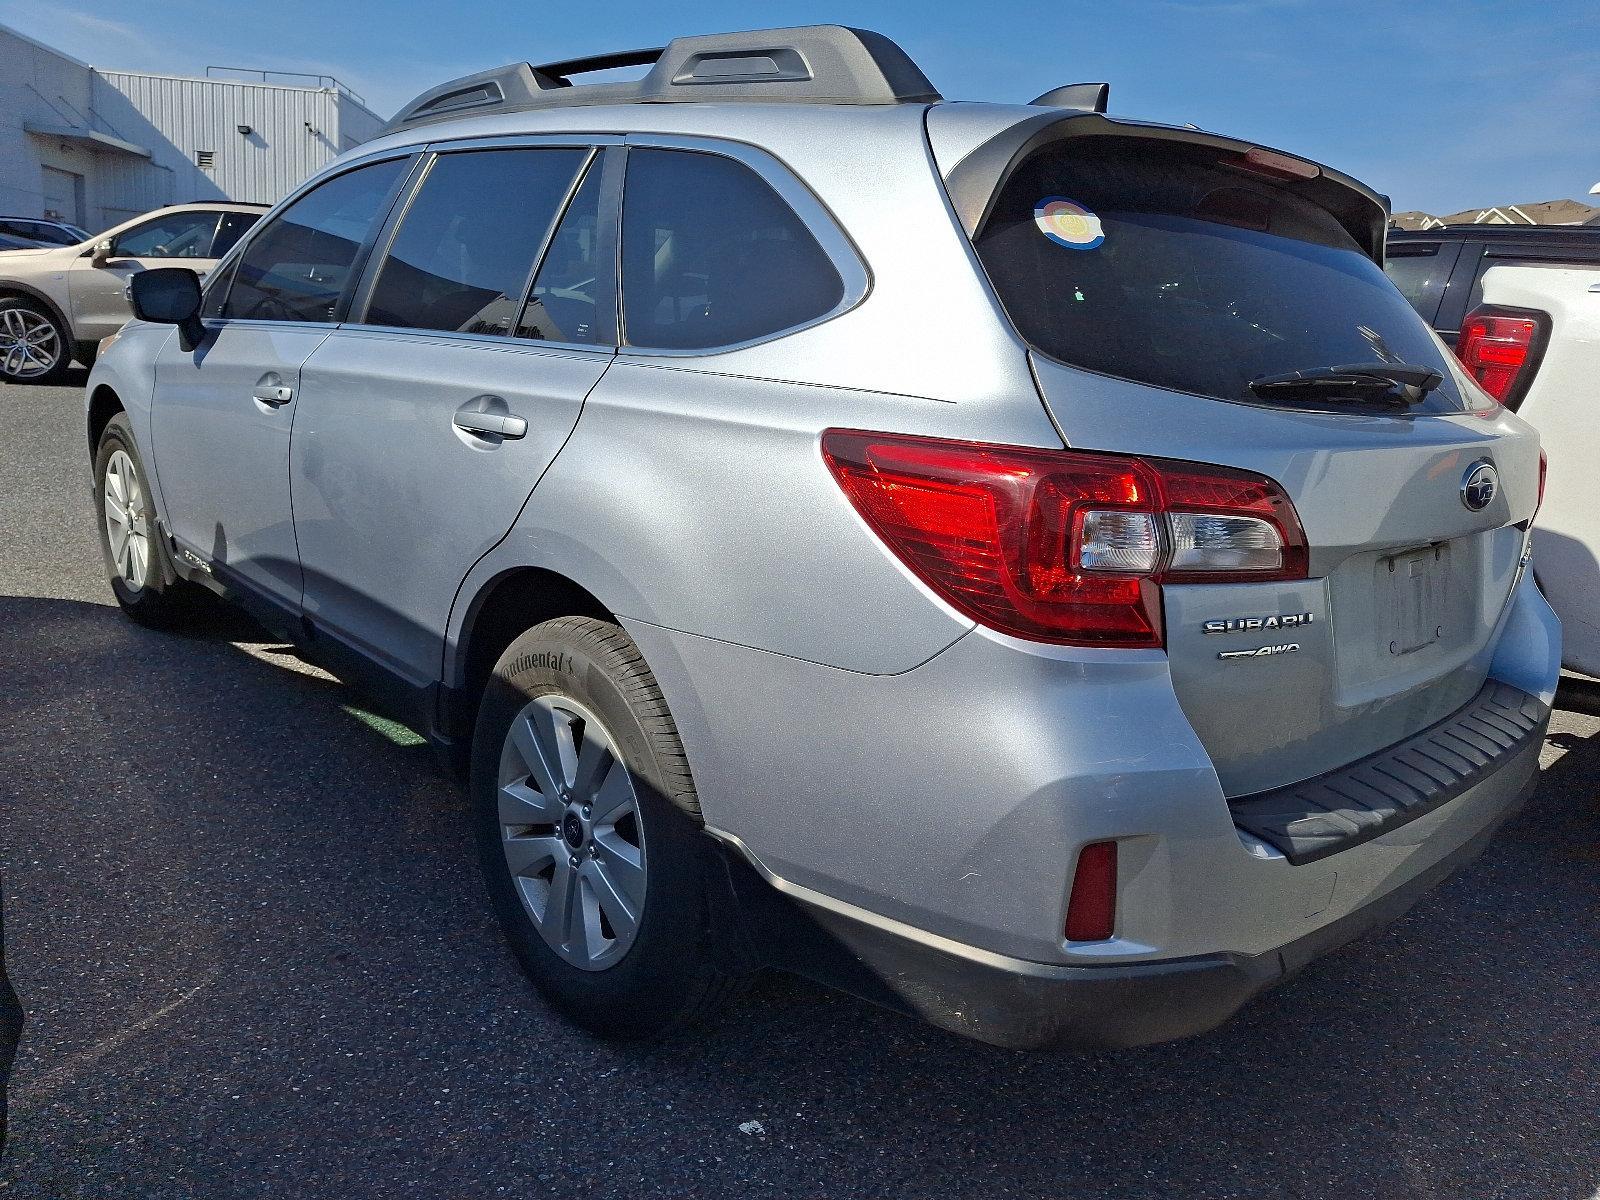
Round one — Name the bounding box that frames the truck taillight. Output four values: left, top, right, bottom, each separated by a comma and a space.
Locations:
1456, 307, 1547, 408
821, 430, 1308, 649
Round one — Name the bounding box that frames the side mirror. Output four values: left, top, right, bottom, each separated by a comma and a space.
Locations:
90, 238, 113, 266
130, 267, 205, 351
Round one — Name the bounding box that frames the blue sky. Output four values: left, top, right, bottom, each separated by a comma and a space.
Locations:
5, 0, 1596, 215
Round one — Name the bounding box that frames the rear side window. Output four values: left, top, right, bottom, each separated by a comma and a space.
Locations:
516, 160, 607, 345
211, 211, 260, 259
224, 157, 408, 323
621, 149, 843, 351
365, 148, 586, 336
974, 137, 1467, 413
1384, 240, 1460, 326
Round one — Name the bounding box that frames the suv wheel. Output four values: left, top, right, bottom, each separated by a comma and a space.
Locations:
471, 617, 739, 1039
94, 414, 200, 626
0, 297, 71, 384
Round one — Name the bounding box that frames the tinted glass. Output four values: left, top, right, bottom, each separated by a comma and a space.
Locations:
212, 211, 261, 259
975, 137, 1467, 413
5, 220, 78, 246
366, 148, 584, 335
1383, 247, 1443, 313
113, 211, 220, 259
621, 149, 843, 350
517, 161, 605, 344
224, 157, 407, 322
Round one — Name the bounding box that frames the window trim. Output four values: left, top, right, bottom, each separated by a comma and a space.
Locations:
200, 148, 423, 329
615, 133, 871, 358
344, 136, 619, 351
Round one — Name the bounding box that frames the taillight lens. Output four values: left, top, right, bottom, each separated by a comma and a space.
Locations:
1456, 309, 1542, 405
1065, 841, 1118, 942
821, 430, 1308, 649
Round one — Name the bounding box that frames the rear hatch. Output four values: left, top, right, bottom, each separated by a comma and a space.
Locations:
951, 116, 1542, 795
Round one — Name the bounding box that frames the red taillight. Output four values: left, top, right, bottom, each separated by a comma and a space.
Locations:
1456, 309, 1542, 405
1065, 841, 1118, 942
821, 431, 1308, 648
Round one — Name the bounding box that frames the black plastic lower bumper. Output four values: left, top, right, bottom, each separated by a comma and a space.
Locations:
717, 713, 1544, 1050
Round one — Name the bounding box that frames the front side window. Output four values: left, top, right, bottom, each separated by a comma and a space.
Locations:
621, 149, 844, 351
974, 136, 1468, 413
223, 157, 408, 323
112, 211, 220, 259
365, 148, 586, 336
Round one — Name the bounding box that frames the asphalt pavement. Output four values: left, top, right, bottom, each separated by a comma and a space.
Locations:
2, 374, 1598, 1199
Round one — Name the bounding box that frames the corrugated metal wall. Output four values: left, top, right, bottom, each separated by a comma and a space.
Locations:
95, 72, 354, 205
2, 22, 387, 228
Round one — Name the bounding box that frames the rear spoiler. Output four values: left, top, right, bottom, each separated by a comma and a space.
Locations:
942, 110, 1390, 264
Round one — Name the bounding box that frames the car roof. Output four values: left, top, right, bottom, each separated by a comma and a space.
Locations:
159, 201, 270, 213
1389, 225, 1600, 243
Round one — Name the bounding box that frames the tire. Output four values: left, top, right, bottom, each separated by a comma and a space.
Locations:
93, 413, 201, 627
0, 296, 72, 384
471, 616, 740, 1039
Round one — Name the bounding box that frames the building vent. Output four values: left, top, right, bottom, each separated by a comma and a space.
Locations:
196, 150, 215, 170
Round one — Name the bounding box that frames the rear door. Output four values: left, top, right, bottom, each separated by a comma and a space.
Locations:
289, 140, 617, 690
968, 128, 1541, 795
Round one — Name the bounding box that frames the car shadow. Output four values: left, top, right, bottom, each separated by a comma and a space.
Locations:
1, 592, 1597, 1198
0, 367, 90, 391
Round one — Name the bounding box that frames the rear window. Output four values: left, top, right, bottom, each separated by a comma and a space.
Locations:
974, 137, 1467, 413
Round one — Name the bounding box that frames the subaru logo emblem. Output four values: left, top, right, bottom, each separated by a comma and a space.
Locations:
1461, 460, 1498, 511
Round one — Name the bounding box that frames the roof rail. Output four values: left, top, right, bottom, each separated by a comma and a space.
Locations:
383, 25, 941, 134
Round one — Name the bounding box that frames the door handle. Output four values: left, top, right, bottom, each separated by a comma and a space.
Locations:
453, 411, 527, 439
252, 384, 294, 406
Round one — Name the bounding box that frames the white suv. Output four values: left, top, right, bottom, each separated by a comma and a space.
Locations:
0, 201, 263, 382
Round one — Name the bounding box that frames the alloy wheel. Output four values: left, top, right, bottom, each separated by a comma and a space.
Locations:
103, 449, 151, 590
497, 695, 647, 971
0, 307, 61, 379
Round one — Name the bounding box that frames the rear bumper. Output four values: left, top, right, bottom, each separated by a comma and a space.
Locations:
742, 727, 1543, 1048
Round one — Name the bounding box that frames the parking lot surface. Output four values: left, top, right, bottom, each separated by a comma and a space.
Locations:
2, 375, 1598, 1200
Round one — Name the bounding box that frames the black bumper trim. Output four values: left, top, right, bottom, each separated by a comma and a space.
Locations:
759, 756, 1538, 1049
1228, 681, 1549, 865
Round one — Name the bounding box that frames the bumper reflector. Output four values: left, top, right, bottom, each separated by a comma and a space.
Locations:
1065, 840, 1118, 942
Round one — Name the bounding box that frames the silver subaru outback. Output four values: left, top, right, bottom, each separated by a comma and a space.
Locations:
85, 26, 1559, 1048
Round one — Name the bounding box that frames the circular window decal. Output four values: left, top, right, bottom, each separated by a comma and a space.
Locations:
1034, 197, 1105, 250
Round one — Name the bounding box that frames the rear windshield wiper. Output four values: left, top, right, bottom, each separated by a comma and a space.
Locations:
1248, 363, 1444, 407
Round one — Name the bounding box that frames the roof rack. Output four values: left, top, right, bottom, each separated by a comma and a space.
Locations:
383, 25, 941, 134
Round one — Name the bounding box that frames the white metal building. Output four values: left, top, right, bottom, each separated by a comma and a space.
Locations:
0, 23, 384, 233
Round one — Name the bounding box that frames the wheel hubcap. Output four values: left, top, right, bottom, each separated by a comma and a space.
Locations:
497, 695, 646, 971
0, 307, 60, 379
103, 449, 151, 590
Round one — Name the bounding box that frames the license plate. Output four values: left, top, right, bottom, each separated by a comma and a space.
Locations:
1383, 543, 1449, 656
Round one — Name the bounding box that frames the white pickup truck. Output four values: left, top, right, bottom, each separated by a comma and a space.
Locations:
1469, 263, 1600, 676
